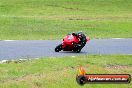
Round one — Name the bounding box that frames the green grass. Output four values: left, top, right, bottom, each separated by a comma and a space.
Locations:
0, 0, 132, 39
0, 55, 132, 88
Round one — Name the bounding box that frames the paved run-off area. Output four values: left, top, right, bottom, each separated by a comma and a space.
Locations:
0, 38, 132, 60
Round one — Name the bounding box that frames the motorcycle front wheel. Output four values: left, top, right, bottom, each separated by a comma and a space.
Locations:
55, 44, 62, 52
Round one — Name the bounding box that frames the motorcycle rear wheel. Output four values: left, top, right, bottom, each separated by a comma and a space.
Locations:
75, 49, 81, 53
73, 45, 81, 53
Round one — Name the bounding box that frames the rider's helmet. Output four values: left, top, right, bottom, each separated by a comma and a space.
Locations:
78, 32, 83, 38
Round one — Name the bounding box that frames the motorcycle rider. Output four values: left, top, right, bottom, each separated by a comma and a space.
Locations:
72, 32, 87, 49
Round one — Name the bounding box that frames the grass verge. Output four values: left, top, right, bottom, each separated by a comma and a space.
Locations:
0, 55, 132, 88
0, 0, 132, 39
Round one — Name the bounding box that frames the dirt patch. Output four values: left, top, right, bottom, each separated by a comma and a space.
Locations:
62, 7, 86, 11
105, 64, 131, 69
0, 73, 47, 85
68, 18, 92, 21
68, 16, 132, 21
47, 4, 86, 11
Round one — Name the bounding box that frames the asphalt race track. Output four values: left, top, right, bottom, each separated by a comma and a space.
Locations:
0, 39, 132, 60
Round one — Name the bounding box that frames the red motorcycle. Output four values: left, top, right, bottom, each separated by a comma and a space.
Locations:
55, 34, 90, 53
